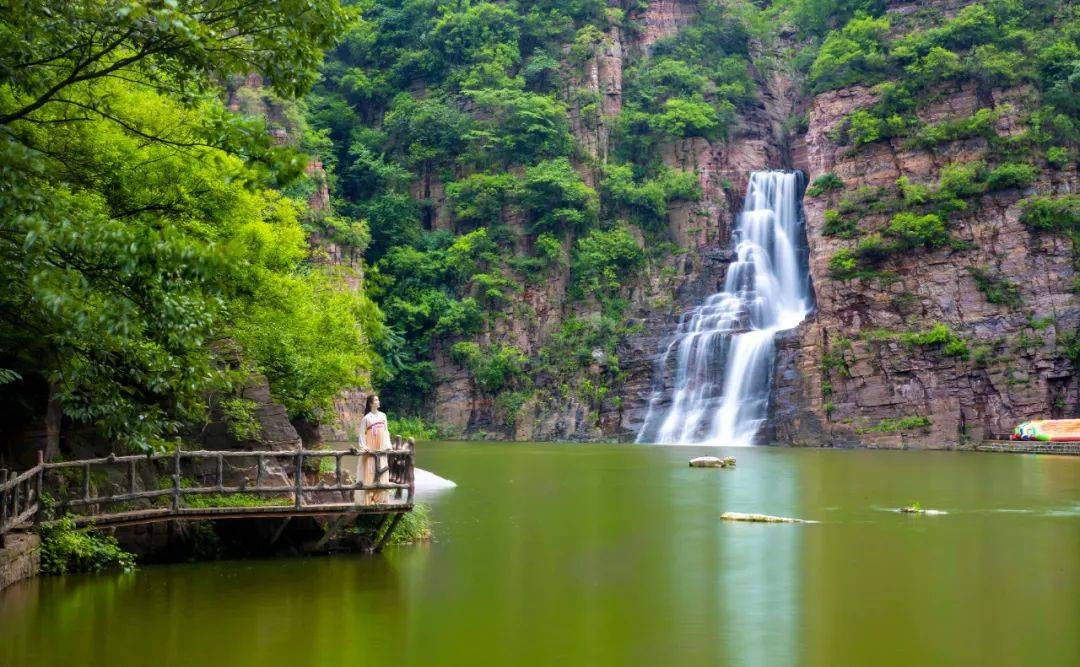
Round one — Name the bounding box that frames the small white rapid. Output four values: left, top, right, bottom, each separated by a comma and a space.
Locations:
636, 171, 812, 446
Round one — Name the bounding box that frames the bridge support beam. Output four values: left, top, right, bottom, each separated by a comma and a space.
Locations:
373, 513, 405, 554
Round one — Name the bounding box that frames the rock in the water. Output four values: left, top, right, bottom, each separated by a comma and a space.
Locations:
897, 506, 947, 515
689, 456, 736, 468
720, 512, 815, 524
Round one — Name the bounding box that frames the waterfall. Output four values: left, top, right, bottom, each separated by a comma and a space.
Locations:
636, 171, 812, 446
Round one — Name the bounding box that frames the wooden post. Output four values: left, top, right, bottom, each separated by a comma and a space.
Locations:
407, 438, 416, 504
217, 454, 224, 492
172, 448, 181, 513
268, 517, 292, 547
82, 462, 91, 504
12, 475, 20, 526
256, 454, 263, 490
34, 450, 44, 528
128, 459, 137, 496
335, 454, 343, 502
1, 469, 9, 543
294, 448, 303, 510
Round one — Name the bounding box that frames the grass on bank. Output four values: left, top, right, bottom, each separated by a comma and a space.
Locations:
385, 503, 434, 545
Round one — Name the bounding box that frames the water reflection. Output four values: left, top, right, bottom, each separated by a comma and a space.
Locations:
1, 444, 1077, 667
718, 449, 801, 667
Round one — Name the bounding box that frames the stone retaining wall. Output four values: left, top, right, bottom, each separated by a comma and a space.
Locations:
0, 532, 40, 592
975, 441, 1080, 455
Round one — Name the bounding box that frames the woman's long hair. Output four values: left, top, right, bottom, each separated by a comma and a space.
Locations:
364, 394, 378, 414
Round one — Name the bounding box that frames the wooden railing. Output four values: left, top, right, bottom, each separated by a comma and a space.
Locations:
0, 439, 415, 543
0, 452, 44, 540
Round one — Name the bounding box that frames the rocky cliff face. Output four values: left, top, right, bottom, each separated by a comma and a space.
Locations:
774, 84, 1078, 448
769, 2, 1079, 448
432, 0, 1078, 448
431, 0, 789, 440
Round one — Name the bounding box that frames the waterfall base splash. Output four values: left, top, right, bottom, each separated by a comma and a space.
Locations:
637, 171, 812, 446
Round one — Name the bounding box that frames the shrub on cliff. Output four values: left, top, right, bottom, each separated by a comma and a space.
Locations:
827, 248, 860, 280
822, 210, 858, 237
519, 158, 599, 234
601, 164, 700, 228
838, 108, 910, 146
906, 107, 1002, 148
986, 163, 1038, 192
938, 161, 988, 199
886, 212, 948, 248
571, 226, 646, 300
806, 173, 845, 197
969, 267, 1023, 309
901, 324, 970, 358
465, 89, 574, 165
446, 173, 520, 227
1020, 195, 1080, 233
451, 342, 528, 394
808, 14, 892, 93
652, 97, 727, 140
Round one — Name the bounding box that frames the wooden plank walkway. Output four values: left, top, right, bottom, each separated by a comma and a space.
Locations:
0, 438, 416, 551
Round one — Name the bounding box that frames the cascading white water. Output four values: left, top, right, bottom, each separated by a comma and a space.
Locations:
636, 171, 812, 446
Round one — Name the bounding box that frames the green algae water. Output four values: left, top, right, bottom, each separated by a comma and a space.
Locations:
2, 443, 1078, 667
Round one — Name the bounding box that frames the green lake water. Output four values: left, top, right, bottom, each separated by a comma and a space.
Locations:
1, 442, 1078, 666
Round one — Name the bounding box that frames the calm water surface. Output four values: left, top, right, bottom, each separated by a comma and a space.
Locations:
2, 442, 1078, 666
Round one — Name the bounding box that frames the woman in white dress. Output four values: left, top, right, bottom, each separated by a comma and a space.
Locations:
357, 394, 391, 504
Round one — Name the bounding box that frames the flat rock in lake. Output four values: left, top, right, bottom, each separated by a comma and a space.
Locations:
897, 506, 947, 515
720, 512, 816, 524
689, 456, 736, 468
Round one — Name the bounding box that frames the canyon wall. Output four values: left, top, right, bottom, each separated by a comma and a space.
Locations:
771, 4, 1079, 448
433, 0, 1078, 448
430, 0, 794, 440
774, 120, 1078, 445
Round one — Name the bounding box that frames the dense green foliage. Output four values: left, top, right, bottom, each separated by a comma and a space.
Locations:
39, 516, 136, 575
306, 0, 755, 418
809, 1, 1079, 150
863, 323, 970, 358
809, 1, 1079, 293
1020, 195, 1080, 233
0, 1, 390, 451
862, 415, 932, 433
6, 0, 1071, 443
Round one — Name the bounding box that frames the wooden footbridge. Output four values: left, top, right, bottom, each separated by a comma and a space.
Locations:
0, 438, 415, 553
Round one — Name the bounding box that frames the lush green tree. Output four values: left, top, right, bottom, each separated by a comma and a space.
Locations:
809, 14, 891, 93
602, 165, 700, 228
886, 212, 949, 248
450, 342, 527, 394
571, 226, 645, 300
652, 97, 726, 140
518, 158, 599, 234
777, 0, 887, 38
1, 0, 348, 127
0, 0, 384, 451
446, 173, 520, 227
465, 88, 573, 165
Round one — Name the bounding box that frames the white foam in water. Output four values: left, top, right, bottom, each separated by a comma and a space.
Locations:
413, 468, 457, 500
637, 171, 812, 446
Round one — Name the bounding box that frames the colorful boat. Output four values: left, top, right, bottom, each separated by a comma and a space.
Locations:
1011, 419, 1080, 442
